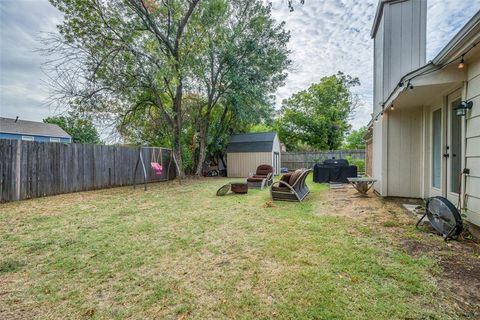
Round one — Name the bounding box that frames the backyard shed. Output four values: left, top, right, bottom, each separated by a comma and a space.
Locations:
226, 132, 281, 177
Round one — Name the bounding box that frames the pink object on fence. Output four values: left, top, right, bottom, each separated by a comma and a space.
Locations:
150, 162, 163, 175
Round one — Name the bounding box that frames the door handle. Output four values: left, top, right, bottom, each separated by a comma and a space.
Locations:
443, 153, 450, 158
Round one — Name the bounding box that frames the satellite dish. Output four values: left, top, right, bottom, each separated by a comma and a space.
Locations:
417, 196, 463, 240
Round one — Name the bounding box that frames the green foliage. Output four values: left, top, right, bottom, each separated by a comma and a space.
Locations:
343, 126, 367, 150
276, 72, 359, 151
248, 123, 275, 133
113, 0, 290, 173
43, 113, 101, 144
345, 155, 365, 173
49, 0, 290, 175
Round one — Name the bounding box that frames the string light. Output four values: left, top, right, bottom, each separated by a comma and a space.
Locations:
458, 55, 465, 69
372, 43, 478, 125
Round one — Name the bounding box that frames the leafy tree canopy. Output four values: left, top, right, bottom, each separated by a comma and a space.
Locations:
45, 0, 290, 176
276, 72, 359, 151
43, 113, 102, 144
342, 126, 367, 150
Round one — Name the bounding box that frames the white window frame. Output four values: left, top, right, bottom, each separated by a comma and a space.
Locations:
49, 138, 61, 142
21, 136, 34, 141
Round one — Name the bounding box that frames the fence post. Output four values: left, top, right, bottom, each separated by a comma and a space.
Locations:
14, 140, 21, 201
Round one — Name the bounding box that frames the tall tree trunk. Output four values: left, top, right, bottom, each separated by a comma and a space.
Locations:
194, 120, 208, 176
173, 82, 185, 179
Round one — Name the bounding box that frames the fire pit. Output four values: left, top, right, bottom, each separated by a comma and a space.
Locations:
231, 182, 248, 194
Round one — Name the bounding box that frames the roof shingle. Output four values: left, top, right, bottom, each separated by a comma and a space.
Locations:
227, 132, 277, 153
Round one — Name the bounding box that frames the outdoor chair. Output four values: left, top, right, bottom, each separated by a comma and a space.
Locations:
246, 164, 274, 189
270, 168, 312, 202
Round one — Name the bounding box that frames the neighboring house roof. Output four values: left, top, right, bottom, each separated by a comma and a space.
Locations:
227, 132, 277, 153
0, 117, 71, 139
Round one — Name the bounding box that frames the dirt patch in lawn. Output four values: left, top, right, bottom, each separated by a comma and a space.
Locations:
402, 238, 480, 317
321, 184, 480, 318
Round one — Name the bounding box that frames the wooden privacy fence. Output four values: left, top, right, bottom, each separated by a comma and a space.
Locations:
0, 139, 175, 202
281, 149, 365, 170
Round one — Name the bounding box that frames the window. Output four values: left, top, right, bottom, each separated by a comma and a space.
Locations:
432, 109, 442, 188
21, 136, 34, 141
49, 138, 61, 143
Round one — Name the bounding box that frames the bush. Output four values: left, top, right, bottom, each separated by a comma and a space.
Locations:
345, 155, 365, 173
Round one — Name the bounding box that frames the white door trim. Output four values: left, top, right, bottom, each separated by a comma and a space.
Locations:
446, 89, 463, 204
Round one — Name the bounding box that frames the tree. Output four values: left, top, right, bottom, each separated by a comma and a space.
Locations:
43, 113, 101, 144
276, 72, 359, 151
190, 0, 290, 175
45, 0, 289, 178
45, 0, 204, 178
343, 126, 367, 150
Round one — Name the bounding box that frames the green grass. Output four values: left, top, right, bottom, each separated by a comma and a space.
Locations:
0, 176, 453, 319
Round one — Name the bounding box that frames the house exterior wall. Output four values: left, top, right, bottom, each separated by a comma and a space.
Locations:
373, 14, 384, 116
0, 133, 71, 143
227, 152, 272, 178
366, 137, 373, 177
387, 107, 424, 198
383, 0, 426, 99
373, 0, 426, 116
372, 117, 387, 195
465, 56, 480, 227
372, 0, 427, 196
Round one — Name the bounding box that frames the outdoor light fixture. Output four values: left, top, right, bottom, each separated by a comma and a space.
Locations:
408, 83, 414, 90
391, 105, 395, 111
458, 55, 465, 69
454, 100, 473, 116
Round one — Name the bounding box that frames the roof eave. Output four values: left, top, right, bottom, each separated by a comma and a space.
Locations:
0, 130, 71, 139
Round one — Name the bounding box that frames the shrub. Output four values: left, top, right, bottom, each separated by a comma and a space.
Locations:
345, 155, 365, 173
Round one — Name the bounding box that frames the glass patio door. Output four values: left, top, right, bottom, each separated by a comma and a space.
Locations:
431, 107, 443, 197
430, 90, 463, 202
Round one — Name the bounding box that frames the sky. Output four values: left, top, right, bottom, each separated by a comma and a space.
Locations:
1, 0, 480, 131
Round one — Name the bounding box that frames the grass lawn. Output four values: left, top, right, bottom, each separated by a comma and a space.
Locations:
0, 176, 461, 319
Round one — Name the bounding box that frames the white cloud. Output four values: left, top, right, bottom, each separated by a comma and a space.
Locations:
1, 0, 479, 131
270, 0, 480, 129
0, 0, 63, 121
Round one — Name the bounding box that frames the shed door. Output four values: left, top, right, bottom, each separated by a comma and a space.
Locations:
273, 152, 280, 175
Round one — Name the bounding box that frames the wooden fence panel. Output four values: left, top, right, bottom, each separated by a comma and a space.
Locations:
0, 140, 175, 202
281, 149, 366, 170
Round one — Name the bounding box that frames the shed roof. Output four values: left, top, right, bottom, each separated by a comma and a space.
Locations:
227, 132, 277, 153
0, 117, 71, 138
